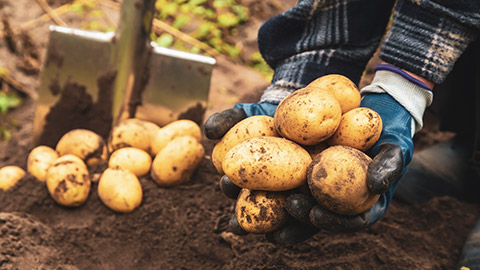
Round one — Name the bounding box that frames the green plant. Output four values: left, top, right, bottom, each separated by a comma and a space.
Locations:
0, 91, 22, 141
153, 0, 247, 58
70, 0, 115, 32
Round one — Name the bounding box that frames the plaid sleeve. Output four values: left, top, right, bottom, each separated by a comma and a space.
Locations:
380, 0, 480, 84
257, 0, 395, 104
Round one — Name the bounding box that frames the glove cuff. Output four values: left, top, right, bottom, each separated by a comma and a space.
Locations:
360, 67, 433, 134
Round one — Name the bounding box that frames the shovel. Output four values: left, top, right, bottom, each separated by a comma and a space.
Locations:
33, 0, 216, 147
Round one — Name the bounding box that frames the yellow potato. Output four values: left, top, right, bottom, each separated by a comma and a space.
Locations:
306, 74, 361, 113
108, 147, 152, 177
222, 136, 312, 191
307, 145, 379, 215
27, 145, 59, 182
151, 119, 202, 155
274, 87, 341, 145
235, 189, 288, 233
211, 115, 278, 175
328, 107, 383, 151
0, 166, 26, 191
55, 129, 108, 167
108, 118, 161, 154
151, 136, 205, 187
45, 155, 91, 207
98, 167, 143, 213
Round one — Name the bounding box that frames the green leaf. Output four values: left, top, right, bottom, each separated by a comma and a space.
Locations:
213, 0, 235, 8
70, 3, 84, 14
232, 5, 248, 21
203, 9, 216, 19
161, 3, 179, 18
217, 13, 239, 28
156, 33, 174, 48
172, 14, 191, 30
0, 92, 22, 114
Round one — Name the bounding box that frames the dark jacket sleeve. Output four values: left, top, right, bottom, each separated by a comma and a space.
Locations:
380, 0, 480, 84
257, 0, 395, 104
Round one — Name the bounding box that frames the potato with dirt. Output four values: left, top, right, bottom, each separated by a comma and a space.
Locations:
98, 167, 143, 213
108, 147, 152, 177
151, 135, 205, 186
108, 118, 161, 155
307, 145, 380, 215
55, 129, 108, 167
151, 119, 202, 155
27, 145, 59, 182
222, 136, 312, 191
45, 154, 91, 207
306, 74, 361, 114
0, 166, 26, 190
235, 189, 288, 233
274, 87, 342, 145
328, 107, 383, 151
211, 115, 278, 174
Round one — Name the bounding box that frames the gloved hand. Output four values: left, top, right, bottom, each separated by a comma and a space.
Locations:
274, 65, 434, 243
208, 65, 433, 244
204, 102, 278, 140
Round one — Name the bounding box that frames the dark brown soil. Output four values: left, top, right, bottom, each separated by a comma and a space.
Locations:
1, 0, 480, 269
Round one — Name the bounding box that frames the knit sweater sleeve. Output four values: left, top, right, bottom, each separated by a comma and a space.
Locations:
380, 0, 480, 84
257, 0, 395, 104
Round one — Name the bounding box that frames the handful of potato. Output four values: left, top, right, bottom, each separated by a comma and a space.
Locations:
211, 74, 383, 234
3, 118, 205, 214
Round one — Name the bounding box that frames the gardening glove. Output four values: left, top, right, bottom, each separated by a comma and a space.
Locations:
272, 65, 434, 243
204, 102, 278, 140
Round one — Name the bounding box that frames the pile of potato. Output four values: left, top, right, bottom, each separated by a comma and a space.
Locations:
211, 74, 383, 233
0, 118, 204, 213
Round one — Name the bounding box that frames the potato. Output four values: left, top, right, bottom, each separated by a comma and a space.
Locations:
0, 166, 26, 191
98, 167, 143, 213
327, 107, 382, 151
307, 145, 379, 215
45, 155, 91, 207
108, 118, 161, 154
151, 119, 201, 155
235, 189, 288, 233
306, 74, 361, 113
27, 145, 59, 182
211, 115, 278, 175
151, 136, 205, 186
108, 147, 152, 177
55, 129, 108, 167
274, 87, 341, 145
222, 136, 312, 191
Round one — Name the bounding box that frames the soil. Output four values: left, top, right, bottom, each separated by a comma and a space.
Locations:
1, 0, 480, 269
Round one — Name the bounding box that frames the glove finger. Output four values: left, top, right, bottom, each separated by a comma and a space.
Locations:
310, 205, 369, 232
285, 193, 317, 224
265, 219, 319, 245
229, 214, 248, 235
219, 175, 241, 199
367, 143, 404, 194
204, 108, 247, 139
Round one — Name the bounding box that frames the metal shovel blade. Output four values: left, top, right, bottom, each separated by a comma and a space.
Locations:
33, 0, 216, 147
